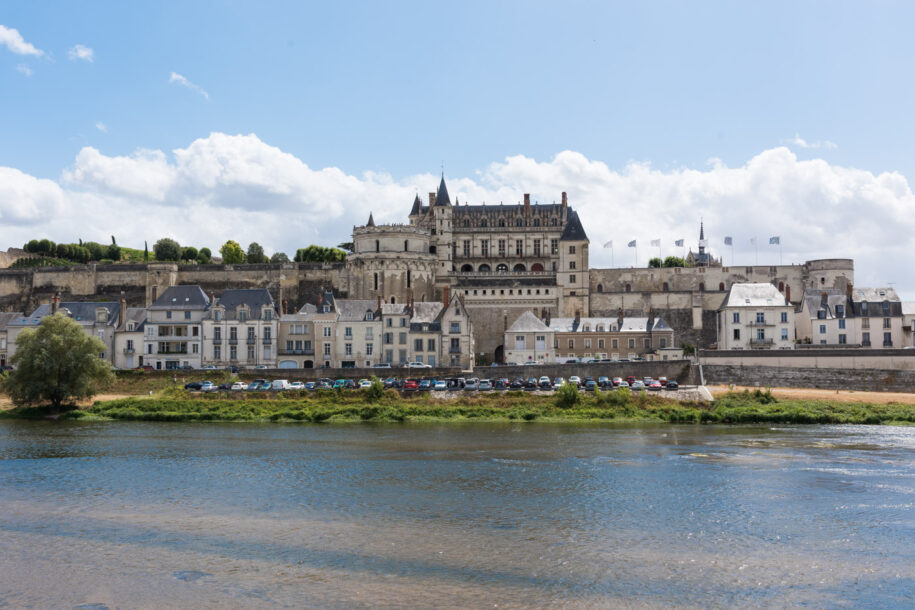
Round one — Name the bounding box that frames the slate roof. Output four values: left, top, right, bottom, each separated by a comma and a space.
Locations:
0, 311, 24, 331
381, 303, 410, 316
410, 302, 444, 324
335, 299, 380, 322
800, 288, 846, 320
902, 302, 915, 317
434, 175, 451, 207
12, 301, 120, 327
548, 316, 671, 333
149, 285, 210, 310
506, 311, 550, 333
367, 213, 375, 227
409, 194, 422, 216
559, 210, 588, 241
120, 307, 147, 331
851, 287, 899, 302
721, 283, 788, 308
208, 289, 276, 320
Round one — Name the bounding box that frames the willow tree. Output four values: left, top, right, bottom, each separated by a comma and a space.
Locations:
1, 314, 115, 411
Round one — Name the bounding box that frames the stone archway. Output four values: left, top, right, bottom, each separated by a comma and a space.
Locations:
494, 345, 504, 364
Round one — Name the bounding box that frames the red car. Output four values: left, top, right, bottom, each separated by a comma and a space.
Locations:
626, 376, 637, 386
403, 379, 419, 391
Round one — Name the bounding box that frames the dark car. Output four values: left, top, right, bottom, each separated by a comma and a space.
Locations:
666, 380, 679, 390
184, 381, 203, 390
509, 377, 524, 390
383, 377, 397, 388
493, 378, 507, 390
418, 379, 433, 391
584, 379, 597, 391
524, 377, 539, 391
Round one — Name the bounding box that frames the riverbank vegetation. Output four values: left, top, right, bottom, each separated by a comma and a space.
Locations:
3, 387, 914, 426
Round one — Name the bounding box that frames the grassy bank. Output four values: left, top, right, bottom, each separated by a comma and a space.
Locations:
4, 388, 914, 425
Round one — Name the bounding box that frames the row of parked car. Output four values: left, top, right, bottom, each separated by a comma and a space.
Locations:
183, 375, 680, 393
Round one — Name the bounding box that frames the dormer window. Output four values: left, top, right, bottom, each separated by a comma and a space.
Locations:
365, 311, 374, 321
264, 309, 272, 321
239, 310, 247, 322
214, 310, 221, 322
322, 305, 330, 313
127, 323, 134, 331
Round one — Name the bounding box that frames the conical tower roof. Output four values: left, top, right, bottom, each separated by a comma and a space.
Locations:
409, 194, 421, 216
367, 212, 375, 227
434, 174, 451, 206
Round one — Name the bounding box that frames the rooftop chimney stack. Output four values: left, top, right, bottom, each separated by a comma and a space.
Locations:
617, 307, 624, 330
524, 193, 531, 213
561, 192, 568, 219
377, 295, 382, 312
51, 294, 60, 315
429, 192, 436, 207
120, 298, 127, 327
442, 286, 450, 307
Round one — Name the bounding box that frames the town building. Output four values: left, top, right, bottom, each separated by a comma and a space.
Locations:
717, 283, 795, 350
201, 288, 278, 368
503, 311, 553, 364
143, 286, 209, 370
277, 303, 317, 369
903, 302, 915, 348
848, 287, 904, 348
0, 311, 24, 367
112, 301, 147, 369
549, 310, 675, 362
7, 297, 122, 363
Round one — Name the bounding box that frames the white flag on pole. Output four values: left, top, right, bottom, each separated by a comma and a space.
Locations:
674, 239, 684, 247
603, 240, 613, 248
650, 239, 660, 247
750, 237, 757, 245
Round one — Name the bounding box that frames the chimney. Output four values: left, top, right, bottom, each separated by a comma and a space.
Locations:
523, 193, 531, 213
561, 192, 568, 215
429, 192, 436, 207
51, 294, 59, 315
120, 298, 127, 327
820, 291, 828, 307
846, 282, 854, 299
210, 292, 216, 307
442, 286, 450, 307
282, 299, 288, 316
377, 295, 382, 313
617, 307, 624, 330
648, 307, 656, 327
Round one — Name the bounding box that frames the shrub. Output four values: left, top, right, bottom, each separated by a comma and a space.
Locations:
554, 382, 581, 409
364, 376, 385, 402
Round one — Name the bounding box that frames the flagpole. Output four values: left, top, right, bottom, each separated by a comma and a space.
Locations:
612, 244, 614, 268
755, 238, 758, 266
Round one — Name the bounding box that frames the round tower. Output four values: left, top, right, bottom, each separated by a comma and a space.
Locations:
349, 216, 436, 304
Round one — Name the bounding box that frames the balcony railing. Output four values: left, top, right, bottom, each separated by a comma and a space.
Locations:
449, 348, 462, 354
229, 338, 238, 344
122, 348, 135, 354
749, 338, 775, 346
213, 338, 222, 344
884, 341, 894, 347
262, 338, 272, 345
862, 340, 872, 346
246, 338, 256, 344
746, 321, 774, 327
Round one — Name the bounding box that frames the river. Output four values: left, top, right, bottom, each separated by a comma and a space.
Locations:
0, 421, 912, 608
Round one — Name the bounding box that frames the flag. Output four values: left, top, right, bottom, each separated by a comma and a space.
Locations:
769, 236, 780, 245
750, 237, 757, 245
602, 240, 613, 248
674, 239, 684, 247
650, 239, 660, 247
724, 236, 733, 246
628, 240, 637, 248
698, 239, 708, 248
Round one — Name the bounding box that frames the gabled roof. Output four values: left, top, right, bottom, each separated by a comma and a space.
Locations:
434, 175, 451, 207
0, 311, 24, 330
382, 303, 410, 316
721, 283, 788, 308
560, 210, 588, 241
800, 288, 846, 320
149, 285, 210, 310
13, 301, 121, 327
120, 307, 147, 331
335, 299, 381, 322
209, 289, 276, 320
506, 311, 550, 333
410, 302, 443, 324
317, 290, 336, 313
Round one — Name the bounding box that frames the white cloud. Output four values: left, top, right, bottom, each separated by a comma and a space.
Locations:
786, 133, 838, 150
0, 24, 44, 56
95, 121, 108, 133
67, 44, 94, 62
1, 136, 913, 296
168, 72, 209, 100
15, 64, 32, 77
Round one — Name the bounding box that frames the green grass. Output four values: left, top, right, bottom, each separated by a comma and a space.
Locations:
5, 388, 906, 425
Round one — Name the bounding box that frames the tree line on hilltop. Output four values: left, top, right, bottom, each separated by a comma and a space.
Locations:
15, 237, 349, 268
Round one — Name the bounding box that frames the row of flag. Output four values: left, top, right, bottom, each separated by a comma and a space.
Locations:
602, 236, 781, 248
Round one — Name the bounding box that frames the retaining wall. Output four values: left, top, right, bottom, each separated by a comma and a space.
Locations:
702, 364, 915, 393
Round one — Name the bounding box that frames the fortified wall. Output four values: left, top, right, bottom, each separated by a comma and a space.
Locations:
0, 262, 350, 314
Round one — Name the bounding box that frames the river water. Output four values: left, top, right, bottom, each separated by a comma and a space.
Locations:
0, 421, 912, 608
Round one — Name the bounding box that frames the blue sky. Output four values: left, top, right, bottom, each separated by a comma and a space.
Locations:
2, 1, 914, 295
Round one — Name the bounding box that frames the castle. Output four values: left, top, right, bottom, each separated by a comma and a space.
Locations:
0, 174, 856, 362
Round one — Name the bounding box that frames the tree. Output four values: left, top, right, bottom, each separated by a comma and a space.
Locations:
648, 257, 662, 268
84, 241, 105, 261
662, 256, 687, 268
181, 246, 198, 262
106, 243, 121, 261
337, 241, 354, 253
246, 242, 267, 264
681, 341, 696, 358
154, 238, 182, 262
220, 240, 246, 264
144, 241, 149, 262
270, 251, 290, 263
196, 247, 212, 264
1, 314, 115, 411
293, 245, 347, 262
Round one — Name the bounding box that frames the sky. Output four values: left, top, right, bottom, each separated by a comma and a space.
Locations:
1, 1, 914, 297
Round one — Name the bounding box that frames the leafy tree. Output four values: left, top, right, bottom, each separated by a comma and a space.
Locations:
37, 239, 55, 254
293, 245, 347, 262
270, 251, 290, 263
106, 244, 121, 261
246, 242, 267, 264
662, 256, 687, 268
181, 246, 198, 262
24, 239, 39, 253
681, 341, 696, 358
144, 241, 149, 262
364, 376, 385, 402
220, 240, 246, 264
55, 243, 71, 259
196, 247, 212, 264
337, 241, 355, 253
554, 382, 581, 408
84, 241, 106, 261
111, 235, 117, 245
1, 314, 115, 411
153, 238, 182, 262
648, 257, 662, 268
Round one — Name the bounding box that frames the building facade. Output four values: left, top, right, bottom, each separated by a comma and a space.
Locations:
143, 286, 209, 370
201, 289, 278, 368
717, 283, 795, 350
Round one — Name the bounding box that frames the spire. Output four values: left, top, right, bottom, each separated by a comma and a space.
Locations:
367, 212, 375, 227
560, 210, 589, 241
434, 174, 451, 206
410, 194, 421, 216
699, 220, 705, 241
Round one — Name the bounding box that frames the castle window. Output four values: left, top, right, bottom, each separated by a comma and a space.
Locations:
374, 273, 378, 291
662, 282, 669, 292
516, 218, 523, 227
699, 282, 704, 292
481, 219, 488, 228
464, 220, 469, 227
496, 263, 508, 272
479, 264, 491, 272
625, 284, 631, 293
407, 270, 411, 288
498, 219, 505, 227
460, 264, 473, 272
597, 284, 603, 293
404, 240, 408, 252
531, 263, 544, 272
552, 218, 557, 226
719, 282, 725, 291
513, 263, 526, 272
533, 218, 540, 227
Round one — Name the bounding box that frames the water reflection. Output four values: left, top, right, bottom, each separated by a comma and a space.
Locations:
0, 421, 912, 608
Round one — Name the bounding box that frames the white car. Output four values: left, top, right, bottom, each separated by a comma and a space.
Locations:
406, 362, 432, 369
358, 379, 372, 388
569, 376, 581, 387
552, 377, 565, 390
630, 380, 645, 390
289, 381, 305, 390
434, 380, 448, 391
230, 381, 247, 391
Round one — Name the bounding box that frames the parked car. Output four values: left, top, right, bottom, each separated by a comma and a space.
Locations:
305, 382, 316, 390
403, 379, 419, 391
626, 376, 637, 385
538, 376, 552, 390
630, 380, 645, 391
288, 381, 304, 390
658, 377, 668, 387
493, 378, 508, 390
418, 379, 433, 391
230, 381, 248, 391
648, 380, 663, 391
666, 380, 679, 390
552, 377, 565, 390
569, 376, 581, 387
358, 379, 372, 389
509, 377, 524, 390
584, 379, 597, 391
201, 365, 218, 370
478, 379, 493, 391
617, 380, 630, 388
373, 363, 392, 369
200, 381, 217, 392
333, 379, 346, 390
598, 376, 611, 388
434, 380, 448, 391
406, 362, 432, 369
272, 379, 291, 391
612, 377, 623, 387
464, 379, 479, 391
524, 377, 539, 390
184, 381, 203, 390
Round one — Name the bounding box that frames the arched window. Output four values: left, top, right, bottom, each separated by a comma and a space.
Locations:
373, 272, 378, 291
778, 281, 784, 292
597, 284, 603, 293
481, 219, 488, 228
699, 282, 705, 292
498, 219, 505, 227
531, 263, 544, 272
478, 264, 491, 272
662, 282, 669, 292
375, 240, 379, 253
552, 218, 557, 226
583, 324, 590, 332
513, 263, 526, 272
464, 220, 469, 227
597, 325, 604, 332
533, 218, 540, 227
404, 240, 408, 252
625, 284, 631, 293
719, 282, 725, 291
460, 264, 473, 272
496, 263, 508, 272
391, 296, 396, 304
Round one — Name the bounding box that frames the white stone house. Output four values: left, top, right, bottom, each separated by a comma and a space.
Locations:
503, 310, 553, 364
144, 285, 209, 369
717, 283, 795, 350
202, 288, 278, 368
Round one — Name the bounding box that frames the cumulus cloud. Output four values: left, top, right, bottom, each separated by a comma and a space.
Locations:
15, 64, 32, 77
0, 24, 44, 56
1, 136, 913, 296
168, 72, 209, 100
67, 44, 94, 62
785, 133, 837, 150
